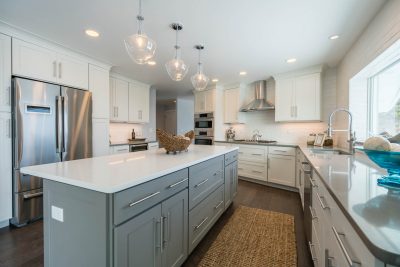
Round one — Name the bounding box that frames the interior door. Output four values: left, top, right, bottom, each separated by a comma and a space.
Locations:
61, 86, 92, 161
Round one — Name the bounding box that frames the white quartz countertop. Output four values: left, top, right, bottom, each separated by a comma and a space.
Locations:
299, 146, 400, 265
21, 145, 238, 194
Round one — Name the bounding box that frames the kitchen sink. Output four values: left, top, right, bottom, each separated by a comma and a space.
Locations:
310, 148, 352, 155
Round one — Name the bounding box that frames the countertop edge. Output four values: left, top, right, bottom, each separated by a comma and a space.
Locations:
214, 140, 298, 147
21, 147, 238, 194
299, 146, 400, 266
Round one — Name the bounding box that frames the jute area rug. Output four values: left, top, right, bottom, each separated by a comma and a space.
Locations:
198, 205, 297, 267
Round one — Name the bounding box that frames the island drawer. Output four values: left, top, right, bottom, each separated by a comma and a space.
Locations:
268, 146, 296, 156
113, 168, 189, 225
189, 184, 224, 253
224, 150, 238, 166
189, 156, 224, 210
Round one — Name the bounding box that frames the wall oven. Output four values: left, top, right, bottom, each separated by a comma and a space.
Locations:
194, 113, 214, 145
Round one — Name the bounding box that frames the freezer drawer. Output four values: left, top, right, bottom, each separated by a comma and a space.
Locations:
14, 169, 42, 192
11, 188, 43, 226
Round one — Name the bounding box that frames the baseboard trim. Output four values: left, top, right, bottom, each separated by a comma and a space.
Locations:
0, 219, 10, 229
239, 176, 298, 192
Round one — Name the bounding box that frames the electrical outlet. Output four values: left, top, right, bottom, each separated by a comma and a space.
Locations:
51, 205, 64, 222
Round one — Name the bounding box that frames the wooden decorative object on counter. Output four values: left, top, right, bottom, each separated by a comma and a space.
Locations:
156, 129, 195, 154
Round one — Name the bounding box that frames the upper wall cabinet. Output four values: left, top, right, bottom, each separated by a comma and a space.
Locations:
128, 82, 150, 123
0, 33, 11, 112
194, 89, 215, 114
110, 77, 129, 122
275, 68, 322, 122
223, 85, 246, 124
89, 64, 110, 119
12, 38, 88, 90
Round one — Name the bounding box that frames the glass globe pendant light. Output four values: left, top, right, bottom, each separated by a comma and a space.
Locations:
124, 0, 156, 64
165, 23, 189, 81
191, 45, 209, 91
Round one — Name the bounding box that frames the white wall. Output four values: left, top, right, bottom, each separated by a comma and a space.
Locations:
336, 0, 400, 147
217, 68, 337, 145
176, 95, 194, 135
109, 87, 157, 143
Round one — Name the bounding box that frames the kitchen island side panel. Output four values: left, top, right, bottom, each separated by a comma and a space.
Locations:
43, 180, 111, 267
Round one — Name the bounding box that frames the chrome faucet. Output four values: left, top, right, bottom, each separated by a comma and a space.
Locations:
327, 108, 356, 154
252, 129, 262, 141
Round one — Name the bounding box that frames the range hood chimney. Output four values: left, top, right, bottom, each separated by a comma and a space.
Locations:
240, 80, 275, 112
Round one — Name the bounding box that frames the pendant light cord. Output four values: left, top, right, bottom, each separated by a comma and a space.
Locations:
175, 28, 180, 59
197, 49, 202, 74
137, 0, 143, 34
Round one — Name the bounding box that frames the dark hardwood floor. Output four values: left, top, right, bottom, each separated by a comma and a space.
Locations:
0, 180, 312, 267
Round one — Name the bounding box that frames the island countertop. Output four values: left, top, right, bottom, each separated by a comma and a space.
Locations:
21, 145, 238, 194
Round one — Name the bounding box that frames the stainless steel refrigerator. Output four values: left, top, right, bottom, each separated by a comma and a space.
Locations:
11, 77, 92, 226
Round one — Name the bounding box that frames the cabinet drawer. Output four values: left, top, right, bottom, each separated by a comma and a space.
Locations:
113, 169, 188, 225
189, 185, 224, 253
189, 156, 224, 210
224, 150, 238, 166
238, 161, 267, 181
268, 146, 296, 156
238, 145, 266, 162
112, 145, 129, 154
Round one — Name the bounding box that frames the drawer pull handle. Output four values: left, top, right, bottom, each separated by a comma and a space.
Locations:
194, 178, 209, 188
308, 241, 317, 262
251, 153, 263, 156
238, 168, 243, 170
273, 149, 287, 152
167, 178, 188, 189
316, 193, 329, 210
194, 216, 209, 230
309, 177, 317, 188
309, 206, 317, 220
304, 170, 312, 175
214, 200, 224, 210
301, 161, 309, 165
252, 170, 263, 174
213, 171, 221, 176
332, 226, 361, 267
129, 191, 160, 207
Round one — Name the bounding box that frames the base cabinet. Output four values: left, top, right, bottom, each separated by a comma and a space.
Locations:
114, 189, 188, 267
267, 154, 295, 187
224, 161, 238, 210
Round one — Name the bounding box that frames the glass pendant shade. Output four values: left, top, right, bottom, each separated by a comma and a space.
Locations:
124, 0, 156, 64
165, 23, 188, 81
165, 57, 188, 81
124, 33, 156, 64
191, 64, 209, 90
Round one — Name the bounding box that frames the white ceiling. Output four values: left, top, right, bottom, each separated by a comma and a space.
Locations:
0, 0, 386, 96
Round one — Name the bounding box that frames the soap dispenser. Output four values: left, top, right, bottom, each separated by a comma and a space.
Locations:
131, 129, 136, 140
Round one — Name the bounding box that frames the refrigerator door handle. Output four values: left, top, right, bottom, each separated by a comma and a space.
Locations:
56, 96, 63, 153
61, 96, 66, 152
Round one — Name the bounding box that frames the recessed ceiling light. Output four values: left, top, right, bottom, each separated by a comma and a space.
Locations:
85, 29, 99, 37
286, 58, 297, 63
239, 71, 247, 76
212, 78, 219, 83
329, 35, 340, 40
147, 61, 156, 66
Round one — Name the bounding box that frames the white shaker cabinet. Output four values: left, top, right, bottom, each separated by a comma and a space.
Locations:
12, 38, 58, 84
89, 64, 110, 119
110, 77, 129, 122
129, 82, 150, 123
92, 118, 110, 157
223, 86, 245, 124
0, 34, 11, 112
57, 53, 89, 89
267, 154, 296, 187
0, 112, 12, 225
275, 71, 321, 122
111, 145, 130, 154
12, 39, 89, 90
194, 89, 215, 114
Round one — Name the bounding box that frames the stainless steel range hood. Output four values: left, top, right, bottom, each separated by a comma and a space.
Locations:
240, 80, 275, 112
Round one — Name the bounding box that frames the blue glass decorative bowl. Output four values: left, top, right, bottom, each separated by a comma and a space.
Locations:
357, 148, 400, 189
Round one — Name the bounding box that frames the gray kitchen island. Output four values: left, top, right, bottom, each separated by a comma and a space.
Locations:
21, 145, 238, 267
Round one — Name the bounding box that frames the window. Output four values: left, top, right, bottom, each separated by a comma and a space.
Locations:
350, 40, 400, 141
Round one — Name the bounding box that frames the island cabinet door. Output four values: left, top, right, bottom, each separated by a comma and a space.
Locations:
232, 161, 238, 198
114, 204, 162, 267
224, 163, 233, 210
161, 189, 188, 267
